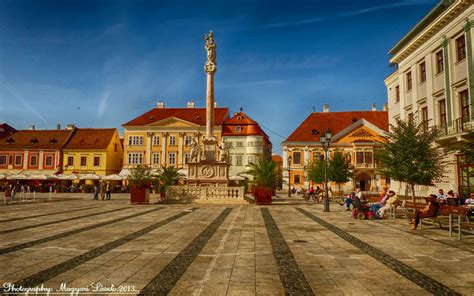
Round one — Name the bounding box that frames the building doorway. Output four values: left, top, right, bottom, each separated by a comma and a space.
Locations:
355, 172, 372, 191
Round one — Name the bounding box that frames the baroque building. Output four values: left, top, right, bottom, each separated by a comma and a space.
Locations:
282, 105, 389, 192
222, 110, 272, 179
121, 101, 229, 171
385, 0, 474, 195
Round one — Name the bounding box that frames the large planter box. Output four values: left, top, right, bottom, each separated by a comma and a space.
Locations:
130, 187, 149, 204
253, 187, 273, 205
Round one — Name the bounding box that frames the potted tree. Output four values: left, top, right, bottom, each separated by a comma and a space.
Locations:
156, 166, 183, 200
246, 158, 280, 205
128, 165, 154, 204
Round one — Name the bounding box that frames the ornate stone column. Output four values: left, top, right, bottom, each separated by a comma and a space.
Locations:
179, 132, 185, 166
442, 36, 453, 123
146, 132, 154, 166
204, 31, 217, 141
465, 19, 474, 116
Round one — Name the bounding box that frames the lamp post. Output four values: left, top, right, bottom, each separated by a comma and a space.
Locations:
320, 129, 332, 212
287, 156, 292, 197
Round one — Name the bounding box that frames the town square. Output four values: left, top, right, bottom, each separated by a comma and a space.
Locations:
1, 0, 474, 295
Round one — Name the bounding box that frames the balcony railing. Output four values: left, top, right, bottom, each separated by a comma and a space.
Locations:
434, 116, 474, 137
353, 163, 377, 169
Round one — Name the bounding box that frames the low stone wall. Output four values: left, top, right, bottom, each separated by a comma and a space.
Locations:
165, 186, 247, 204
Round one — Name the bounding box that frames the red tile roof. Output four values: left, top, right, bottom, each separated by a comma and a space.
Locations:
0, 129, 74, 150
272, 155, 283, 165
123, 108, 230, 126
285, 111, 388, 142
222, 111, 270, 142
64, 128, 116, 149
0, 123, 17, 139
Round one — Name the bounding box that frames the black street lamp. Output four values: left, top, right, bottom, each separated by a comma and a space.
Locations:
287, 155, 292, 197
320, 129, 332, 212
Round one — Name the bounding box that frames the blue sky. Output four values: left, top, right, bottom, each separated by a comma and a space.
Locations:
0, 0, 437, 153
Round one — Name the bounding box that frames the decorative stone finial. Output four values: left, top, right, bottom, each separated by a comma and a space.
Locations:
204, 31, 217, 74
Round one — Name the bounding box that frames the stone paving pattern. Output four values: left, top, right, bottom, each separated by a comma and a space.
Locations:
0, 194, 473, 295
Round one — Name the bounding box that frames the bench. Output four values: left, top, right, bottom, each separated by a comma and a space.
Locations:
400, 200, 443, 229
439, 206, 472, 240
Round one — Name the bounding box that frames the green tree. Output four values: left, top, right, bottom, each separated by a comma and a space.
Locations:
328, 150, 353, 197
157, 166, 184, 194
128, 165, 154, 188
459, 131, 474, 164
306, 157, 325, 186
246, 158, 281, 190
376, 118, 446, 201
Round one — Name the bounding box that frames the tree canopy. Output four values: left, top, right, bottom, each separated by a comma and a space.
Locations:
246, 158, 281, 190
376, 118, 446, 200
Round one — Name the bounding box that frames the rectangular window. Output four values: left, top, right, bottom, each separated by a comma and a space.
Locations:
67, 156, 74, 166
14, 155, 22, 166
128, 153, 143, 164
421, 107, 429, 132
364, 152, 373, 164
184, 153, 190, 164
236, 155, 243, 166
395, 85, 400, 103
30, 155, 37, 166
152, 153, 160, 165
185, 136, 192, 146
406, 71, 412, 91
236, 142, 243, 147
80, 156, 87, 166
408, 113, 414, 122
456, 35, 466, 62
235, 126, 242, 132
93, 156, 100, 166
248, 156, 255, 165
313, 151, 321, 161
128, 136, 143, 146
45, 156, 53, 167
168, 152, 176, 165
460, 90, 470, 122
293, 152, 301, 164
0, 155, 6, 165
439, 99, 447, 127
169, 136, 176, 146
356, 152, 364, 164
436, 50, 444, 74
294, 175, 300, 184
419, 62, 426, 83
153, 136, 160, 146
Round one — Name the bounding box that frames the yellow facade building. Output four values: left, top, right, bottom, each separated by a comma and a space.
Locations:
282, 105, 389, 192
62, 128, 123, 176
122, 102, 229, 170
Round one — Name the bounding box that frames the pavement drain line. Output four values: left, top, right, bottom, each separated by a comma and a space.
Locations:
138, 208, 233, 295
296, 207, 461, 296
1, 208, 199, 293
0, 207, 165, 256
0, 207, 132, 235
0, 205, 102, 223
261, 208, 315, 296
196, 205, 242, 296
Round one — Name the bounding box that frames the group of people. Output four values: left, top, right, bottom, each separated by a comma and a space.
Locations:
342, 186, 474, 230
93, 182, 112, 200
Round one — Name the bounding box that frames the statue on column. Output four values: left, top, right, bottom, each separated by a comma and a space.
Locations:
190, 137, 201, 163
218, 141, 229, 162
204, 31, 216, 74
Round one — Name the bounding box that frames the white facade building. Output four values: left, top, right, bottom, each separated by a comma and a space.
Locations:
385, 0, 474, 196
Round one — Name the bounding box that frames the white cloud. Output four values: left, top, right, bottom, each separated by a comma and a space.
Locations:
97, 89, 111, 118
263, 0, 435, 28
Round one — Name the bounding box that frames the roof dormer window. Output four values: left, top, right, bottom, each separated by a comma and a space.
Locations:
235, 126, 242, 132
237, 116, 242, 120
30, 138, 39, 144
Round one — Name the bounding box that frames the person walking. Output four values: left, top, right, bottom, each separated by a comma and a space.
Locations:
93, 184, 99, 200
106, 182, 111, 200
100, 182, 105, 200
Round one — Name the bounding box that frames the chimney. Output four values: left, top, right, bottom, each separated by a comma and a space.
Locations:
383, 103, 388, 111
56, 123, 61, 130
29, 125, 35, 130
187, 101, 195, 108
214, 101, 217, 108
156, 101, 165, 108
372, 103, 376, 111
323, 104, 329, 113
66, 124, 75, 130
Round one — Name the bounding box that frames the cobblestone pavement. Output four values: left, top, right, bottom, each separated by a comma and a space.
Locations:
0, 194, 473, 295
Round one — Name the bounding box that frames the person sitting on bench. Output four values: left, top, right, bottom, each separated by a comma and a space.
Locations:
410, 194, 440, 230
377, 190, 398, 218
